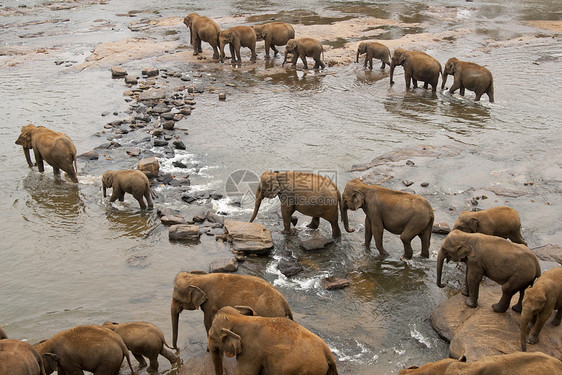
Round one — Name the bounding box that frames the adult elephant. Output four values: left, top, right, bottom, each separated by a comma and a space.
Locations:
436, 230, 541, 313
102, 321, 178, 372
249, 171, 352, 238
218, 26, 257, 63
183, 13, 220, 59
171, 271, 293, 349
0, 339, 51, 375
15, 124, 78, 183
356, 41, 390, 70
102, 169, 153, 209
33, 325, 134, 375
283, 38, 325, 70
520, 267, 562, 351
389, 48, 442, 92
442, 57, 494, 102
341, 178, 434, 259
208, 306, 338, 375
453, 206, 526, 245
399, 352, 562, 374
252, 22, 295, 58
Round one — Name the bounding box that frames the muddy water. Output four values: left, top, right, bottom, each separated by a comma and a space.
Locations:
1, 0, 561, 374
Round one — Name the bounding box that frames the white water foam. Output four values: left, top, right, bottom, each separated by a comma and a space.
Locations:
410, 324, 432, 348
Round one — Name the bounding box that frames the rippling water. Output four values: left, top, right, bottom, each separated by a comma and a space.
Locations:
0, 0, 561, 374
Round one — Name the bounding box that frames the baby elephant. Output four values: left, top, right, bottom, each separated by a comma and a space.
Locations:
442, 57, 494, 102
102, 321, 178, 373
453, 206, 526, 245
356, 41, 390, 70
520, 267, 562, 351
283, 38, 325, 70
102, 169, 153, 209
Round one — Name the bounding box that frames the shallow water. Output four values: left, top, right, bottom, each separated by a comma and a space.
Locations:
0, 0, 561, 374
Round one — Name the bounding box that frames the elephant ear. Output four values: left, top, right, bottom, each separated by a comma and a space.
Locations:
228, 31, 236, 43
262, 173, 281, 197
16, 124, 34, 149
222, 329, 242, 357
398, 53, 406, 65
41, 353, 60, 374
468, 217, 479, 233
102, 172, 113, 188
185, 285, 207, 310
351, 190, 365, 209
234, 306, 256, 316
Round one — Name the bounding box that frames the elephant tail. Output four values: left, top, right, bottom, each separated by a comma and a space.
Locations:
326, 351, 339, 375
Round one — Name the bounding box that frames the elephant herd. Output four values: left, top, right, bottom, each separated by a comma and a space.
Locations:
184, 13, 494, 102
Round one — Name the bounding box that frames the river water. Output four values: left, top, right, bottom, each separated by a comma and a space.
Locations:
0, 0, 561, 374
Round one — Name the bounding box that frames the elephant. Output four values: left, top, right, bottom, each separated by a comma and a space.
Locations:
15, 124, 78, 183
171, 271, 293, 349
520, 266, 562, 351
252, 22, 295, 58
436, 230, 541, 313
341, 178, 434, 259
356, 41, 391, 70
442, 57, 494, 102
0, 339, 52, 375
453, 206, 527, 245
102, 321, 178, 373
283, 38, 325, 70
218, 26, 257, 63
208, 306, 338, 375
102, 169, 153, 209
249, 171, 353, 238
33, 325, 134, 375
0, 325, 7, 339
399, 352, 562, 374
389, 48, 442, 92
183, 13, 221, 59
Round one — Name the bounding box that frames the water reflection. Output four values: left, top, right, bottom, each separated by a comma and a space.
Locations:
104, 209, 157, 239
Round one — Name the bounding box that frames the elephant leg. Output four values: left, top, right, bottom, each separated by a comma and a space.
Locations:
229, 44, 236, 63
264, 40, 271, 58
487, 91, 494, 103
466, 267, 483, 308
459, 86, 466, 96
119, 192, 125, 202
133, 353, 148, 367
300, 53, 308, 69
317, 58, 326, 70
462, 264, 469, 296
145, 190, 154, 208
423, 82, 429, 90
34, 150, 45, 172
109, 191, 119, 203
419, 225, 432, 258
551, 309, 562, 326
147, 354, 159, 373
371, 218, 389, 257
380, 60, 385, 69
474, 93, 482, 101
133, 192, 147, 210
53, 166, 61, 176
211, 43, 219, 59
193, 36, 201, 55
290, 53, 298, 68
280, 205, 296, 234
307, 217, 320, 229
250, 45, 257, 61
329, 219, 341, 238
161, 347, 178, 365
511, 287, 526, 313
492, 285, 516, 313
399, 230, 415, 260
363, 216, 372, 247
271, 45, 279, 57
528, 311, 550, 344
412, 78, 418, 89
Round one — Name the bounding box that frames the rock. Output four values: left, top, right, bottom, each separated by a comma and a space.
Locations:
142, 67, 159, 77
406, 160, 415, 166
139, 88, 165, 101
173, 140, 186, 150
430, 284, 562, 361
180, 108, 192, 116
150, 103, 170, 114
157, 173, 173, 185
532, 244, 562, 264
206, 211, 225, 226
153, 139, 169, 147
402, 180, 414, 187
172, 161, 188, 168
224, 219, 274, 254
157, 207, 180, 218
126, 148, 141, 157
162, 121, 175, 130
421, 182, 430, 187
322, 276, 351, 290
77, 150, 99, 160
111, 66, 127, 78
126, 255, 150, 269
192, 213, 206, 223
432, 222, 451, 234
487, 188, 527, 198
138, 157, 159, 178
181, 195, 196, 204
300, 237, 334, 251
161, 215, 186, 225
219, 92, 226, 101
169, 224, 200, 241
209, 257, 238, 273
162, 112, 175, 120
124, 75, 138, 85
278, 256, 303, 277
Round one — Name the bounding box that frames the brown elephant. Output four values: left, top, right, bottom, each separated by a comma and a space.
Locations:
249, 171, 352, 238
171, 271, 293, 349
102, 321, 178, 373
437, 230, 541, 313
341, 178, 434, 259
389, 48, 442, 92
15, 124, 78, 183
33, 325, 134, 375
219, 26, 257, 63
283, 38, 325, 70
252, 22, 295, 58
183, 13, 221, 59
0, 339, 51, 375
356, 41, 391, 70
520, 266, 562, 351
0, 325, 7, 340
102, 169, 153, 209
453, 206, 526, 245
399, 352, 562, 374
208, 306, 338, 375
442, 57, 494, 102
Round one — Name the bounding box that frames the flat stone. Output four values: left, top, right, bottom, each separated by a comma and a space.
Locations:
206, 211, 225, 226
173, 140, 186, 150
162, 121, 175, 130
153, 139, 169, 147
157, 207, 181, 218
161, 215, 186, 226
137, 157, 159, 179
322, 276, 351, 290
432, 222, 451, 234
125, 75, 138, 85
300, 237, 335, 251
142, 67, 159, 77
224, 219, 273, 254
402, 180, 414, 187
111, 66, 127, 78
126, 147, 141, 157
421, 182, 430, 187
169, 224, 200, 241
278, 256, 303, 277
192, 213, 206, 223
139, 88, 165, 101
209, 257, 238, 273
77, 150, 99, 160
533, 244, 562, 264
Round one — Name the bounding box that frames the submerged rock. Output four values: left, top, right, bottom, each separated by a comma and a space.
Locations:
209, 257, 238, 273
300, 237, 334, 251
533, 244, 562, 264
224, 219, 273, 254
278, 255, 303, 277
322, 276, 351, 290
169, 224, 200, 241
161, 215, 186, 226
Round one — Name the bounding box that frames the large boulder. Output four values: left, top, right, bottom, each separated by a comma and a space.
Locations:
223, 219, 273, 254
169, 224, 200, 241
430, 283, 562, 361
138, 157, 159, 178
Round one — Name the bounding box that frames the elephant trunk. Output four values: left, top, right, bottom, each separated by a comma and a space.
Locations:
356, 50, 360, 63
23, 148, 33, 168
436, 250, 447, 288
103, 185, 107, 198
282, 51, 288, 66
249, 196, 262, 222
520, 314, 530, 351
171, 302, 182, 350
340, 198, 354, 233
442, 72, 448, 90
389, 62, 396, 85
